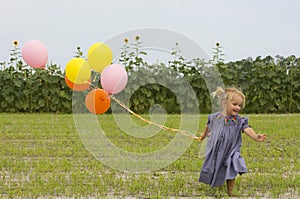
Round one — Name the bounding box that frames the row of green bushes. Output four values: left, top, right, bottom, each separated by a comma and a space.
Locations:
218, 55, 300, 113
0, 41, 299, 114
0, 64, 72, 113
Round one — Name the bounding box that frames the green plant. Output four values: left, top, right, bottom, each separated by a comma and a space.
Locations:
1, 38, 300, 114
119, 36, 147, 71
74, 46, 84, 58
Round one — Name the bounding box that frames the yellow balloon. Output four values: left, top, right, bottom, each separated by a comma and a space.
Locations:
87, 42, 113, 73
65, 58, 91, 84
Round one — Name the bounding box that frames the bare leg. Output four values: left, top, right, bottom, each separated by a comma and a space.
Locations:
226, 179, 235, 196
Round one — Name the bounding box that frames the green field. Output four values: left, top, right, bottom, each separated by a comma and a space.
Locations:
0, 114, 299, 198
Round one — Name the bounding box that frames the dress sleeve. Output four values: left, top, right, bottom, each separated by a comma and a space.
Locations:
241, 117, 250, 132
207, 114, 211, 126
206, 113, 214, 131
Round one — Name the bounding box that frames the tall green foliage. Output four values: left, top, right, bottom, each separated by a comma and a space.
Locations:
0, 64, 71, 113
217, 55, 300, 113
0, 40, 299, 114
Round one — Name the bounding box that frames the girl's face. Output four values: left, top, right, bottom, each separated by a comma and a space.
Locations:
224, 94, 244, 116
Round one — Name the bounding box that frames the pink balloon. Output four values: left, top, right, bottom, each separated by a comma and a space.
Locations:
22, 40, 48, 68
100, 64, 128, 94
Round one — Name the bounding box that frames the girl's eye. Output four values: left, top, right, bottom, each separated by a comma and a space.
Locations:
233, 103, 242, 107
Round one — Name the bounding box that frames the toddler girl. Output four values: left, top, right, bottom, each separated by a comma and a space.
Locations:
199, 87, 266, 196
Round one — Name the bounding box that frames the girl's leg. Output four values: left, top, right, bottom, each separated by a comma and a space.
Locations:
226, 179, 235, 196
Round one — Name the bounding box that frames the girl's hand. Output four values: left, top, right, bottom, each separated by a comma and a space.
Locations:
199, 133, 205, 141
256, 134, 267, 142
199, 126, 209, 141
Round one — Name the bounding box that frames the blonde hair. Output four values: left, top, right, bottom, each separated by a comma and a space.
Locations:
211, 87, 246, 109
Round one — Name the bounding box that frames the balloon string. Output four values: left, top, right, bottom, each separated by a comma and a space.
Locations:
43, 68, 201, 141
110, 95, 202, 141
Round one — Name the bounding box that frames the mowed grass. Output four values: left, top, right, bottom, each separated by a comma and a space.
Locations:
0, 113, 299, 198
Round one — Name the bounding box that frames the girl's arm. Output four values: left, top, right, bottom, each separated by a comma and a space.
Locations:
244, 127, 266, 142
199, 126, 209, 141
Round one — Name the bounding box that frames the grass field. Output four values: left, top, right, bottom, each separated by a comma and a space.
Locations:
0, 113, 299, 198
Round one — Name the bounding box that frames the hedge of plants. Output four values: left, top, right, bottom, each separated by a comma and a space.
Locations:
0, 39, 299, 114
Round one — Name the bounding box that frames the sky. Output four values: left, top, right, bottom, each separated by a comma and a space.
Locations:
1, 0, 300, 68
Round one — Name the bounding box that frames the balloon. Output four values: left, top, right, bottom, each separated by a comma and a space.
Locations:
65, 76, 91, 91
100, 64, 128, 94
87, 42, 113, 73
65, 58, 91, 84
21, 40, 48, 68
85, 89, 111, 114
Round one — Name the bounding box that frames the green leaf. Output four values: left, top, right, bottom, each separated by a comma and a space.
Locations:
38, 99, 45, 107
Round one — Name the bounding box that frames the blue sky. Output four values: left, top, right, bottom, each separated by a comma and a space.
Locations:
1, 0, 300, 68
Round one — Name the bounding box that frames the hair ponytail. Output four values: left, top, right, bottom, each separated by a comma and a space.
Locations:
211, 87, 225, 99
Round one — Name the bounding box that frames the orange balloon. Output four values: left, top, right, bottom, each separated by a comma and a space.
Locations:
85, 89, 111, 114
65, 76, 91, 91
